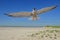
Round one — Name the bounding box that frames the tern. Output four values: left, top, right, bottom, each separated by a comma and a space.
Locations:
4, 6, 57, 20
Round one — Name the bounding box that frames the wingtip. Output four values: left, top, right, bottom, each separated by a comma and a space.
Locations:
4, 13, 8, 15
51, 5, 57, 9
53, 5, 57, 8
55, 5, 57, 7
4, 13, 10, 16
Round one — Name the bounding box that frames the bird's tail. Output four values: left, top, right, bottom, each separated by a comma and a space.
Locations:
28, 17, 39, 20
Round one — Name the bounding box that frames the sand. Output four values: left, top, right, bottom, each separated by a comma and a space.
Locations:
0, 27, 60, 40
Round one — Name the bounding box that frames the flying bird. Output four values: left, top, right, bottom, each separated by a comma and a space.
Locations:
4, 6, 57, 20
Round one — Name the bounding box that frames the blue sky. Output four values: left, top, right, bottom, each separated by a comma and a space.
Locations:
0, 0, 60, 26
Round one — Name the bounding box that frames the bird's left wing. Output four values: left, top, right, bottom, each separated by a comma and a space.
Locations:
37, 6, 57, 14
4, 12, 33, 17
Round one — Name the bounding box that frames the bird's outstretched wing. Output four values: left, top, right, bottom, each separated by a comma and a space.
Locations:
4, 12, 32, 17
37, 6, 57, 14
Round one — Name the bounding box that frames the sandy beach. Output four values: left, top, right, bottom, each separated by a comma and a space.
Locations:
0, 27, 60, 40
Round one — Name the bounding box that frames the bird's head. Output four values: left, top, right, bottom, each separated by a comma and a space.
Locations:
33, 8, 36, 10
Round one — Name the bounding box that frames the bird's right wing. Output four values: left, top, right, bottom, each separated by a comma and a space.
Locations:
4, 12, 33, 17
37, 6, 57, 14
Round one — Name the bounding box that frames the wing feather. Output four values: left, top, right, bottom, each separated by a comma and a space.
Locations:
5, 12, 32, 17
37, 6, 57, 14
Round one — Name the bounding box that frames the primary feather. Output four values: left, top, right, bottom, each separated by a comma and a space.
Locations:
37, 6, 56, 14
5, 12, 32, 17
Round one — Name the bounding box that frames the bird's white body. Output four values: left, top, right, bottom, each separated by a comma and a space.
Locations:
4, 6, 57, 20
32, 8, 37, 20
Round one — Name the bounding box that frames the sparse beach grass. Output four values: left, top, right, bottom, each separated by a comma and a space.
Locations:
28, 26, 60, 40
45, 26, 60, 28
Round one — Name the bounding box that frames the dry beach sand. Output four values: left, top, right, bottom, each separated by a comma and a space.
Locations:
0, 27, 60, 40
